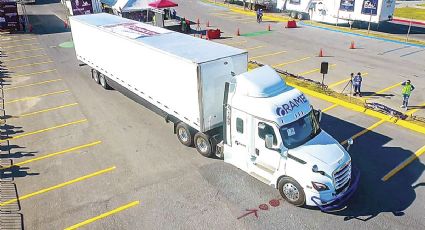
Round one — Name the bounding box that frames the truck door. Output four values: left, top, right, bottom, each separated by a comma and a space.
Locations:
250, 119, 282, 182
224, 108, 250, 171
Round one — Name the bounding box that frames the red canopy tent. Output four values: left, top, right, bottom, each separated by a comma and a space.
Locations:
148, 0, 178, 8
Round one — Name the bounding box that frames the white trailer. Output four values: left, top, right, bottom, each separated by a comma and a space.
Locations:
278, 0, 395, 23
70, 13, 359, 211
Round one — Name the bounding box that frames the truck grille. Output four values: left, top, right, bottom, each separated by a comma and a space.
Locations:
333, 161, 351, 194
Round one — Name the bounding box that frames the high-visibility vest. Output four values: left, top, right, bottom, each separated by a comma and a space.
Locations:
402, 85, 413, 95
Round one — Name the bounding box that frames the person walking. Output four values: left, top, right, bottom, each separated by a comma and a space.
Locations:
401, 80, 415, 109
353, 72, 362, 96
259, 9, 263, 23
256, 8, 261, 23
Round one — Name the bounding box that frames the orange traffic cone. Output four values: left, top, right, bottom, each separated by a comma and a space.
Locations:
64, 21, 68, 28
206, 21, 210, 27
197, 18, 200, 25
349, 41, 355, 49
319, 48, 324, 57
268, 24, 271, 31
200, 33, 203, 39
236, 28, 240, 36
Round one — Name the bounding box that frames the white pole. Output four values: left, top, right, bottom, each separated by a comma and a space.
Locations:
406, 21, 412, 41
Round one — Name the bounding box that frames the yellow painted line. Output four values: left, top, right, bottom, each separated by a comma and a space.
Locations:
0, 37, 36, 44
382, 145, 425, 181
250, 51, 286, 60
328, 73, 369, 88
272, 57, 311, 68
4, 79, 62, 91
18, 103, 79, 118
322, 104, 339, 113
5, 48, 43, 54
0, 119, 87, 143
64, 201, 140, 230
340, 120, 386, 145
0, 166, 116, 207
1, 42, 40, 49
1, 141, 101, 170
405, 102, 425, 116
298, 64, 336, 76
222, 40, 247, 45
5, 90, 70, 105
245, 45, 264, 51
364, 82, 402, 100
2, 54, 46, 62
11, 69, 57, 78
7, 60, 53, 70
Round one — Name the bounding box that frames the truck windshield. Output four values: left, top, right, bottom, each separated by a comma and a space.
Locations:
279, 111, 321, 149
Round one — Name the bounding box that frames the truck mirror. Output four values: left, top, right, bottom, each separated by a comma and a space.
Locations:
265, 134, 273, 149
314, 109, 322, 122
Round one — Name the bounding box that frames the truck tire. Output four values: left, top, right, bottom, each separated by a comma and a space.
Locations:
297, 13, 303, 20
99, 74, 112, 90
278, 177, 306, 206
194, 132, 213, 157
176, 122, 194, 147
93, 70, 100, 84
290, 11, 297, 19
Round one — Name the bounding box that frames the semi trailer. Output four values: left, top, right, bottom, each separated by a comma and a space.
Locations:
277, 0, 395, 23
70, 13, 359, 211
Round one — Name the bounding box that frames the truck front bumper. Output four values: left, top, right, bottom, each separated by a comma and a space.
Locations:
311, 166, 360, 212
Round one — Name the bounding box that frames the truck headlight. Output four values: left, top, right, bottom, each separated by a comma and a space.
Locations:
312, 182, 329, 191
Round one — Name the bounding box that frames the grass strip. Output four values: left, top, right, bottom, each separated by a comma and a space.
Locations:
395, 7, 425, 21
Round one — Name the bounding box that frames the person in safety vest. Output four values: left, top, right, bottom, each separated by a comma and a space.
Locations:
401, 80, 415, 109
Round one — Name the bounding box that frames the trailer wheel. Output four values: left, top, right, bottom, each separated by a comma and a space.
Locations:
99, 74, 112, 90
176, 122, 194, 147
194, 132, 213, 158
278, 177, 305, 206
93, 70, 100, 84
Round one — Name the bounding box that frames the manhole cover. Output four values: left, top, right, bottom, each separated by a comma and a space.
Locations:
59, 41, 74, 48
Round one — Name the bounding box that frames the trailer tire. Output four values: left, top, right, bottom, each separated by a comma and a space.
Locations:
176, 122, 194, 147
278, 177, 305, 207
194, 132, 213, 158
99, 74, 112, 90
93, 70, 100, 84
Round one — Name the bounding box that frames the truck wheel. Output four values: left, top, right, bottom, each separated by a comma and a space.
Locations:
290, 11, 297, 19
93, 71, 100, 84
99, 74, 112, 90
194, 132, 213, 157
278, 177, 305, 206
297, 13, 303, 20
176, 122, 193, 147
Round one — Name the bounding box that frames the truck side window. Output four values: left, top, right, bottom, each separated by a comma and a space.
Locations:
258, 122, 277, 144
236, 118, 244, 133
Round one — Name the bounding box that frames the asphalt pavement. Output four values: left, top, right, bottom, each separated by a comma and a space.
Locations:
0, 0, 424, 229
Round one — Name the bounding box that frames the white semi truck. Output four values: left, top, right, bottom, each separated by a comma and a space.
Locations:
277, 0, 395, 23
70, 13, 359, 211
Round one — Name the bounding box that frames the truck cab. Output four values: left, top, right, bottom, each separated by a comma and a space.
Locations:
223, 66, 359, 210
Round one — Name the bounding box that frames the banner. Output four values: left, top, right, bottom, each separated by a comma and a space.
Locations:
361, 0, 378, 15
71, 0, 94, 15
0, 1, 18, 31
340, 0, 355, 12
